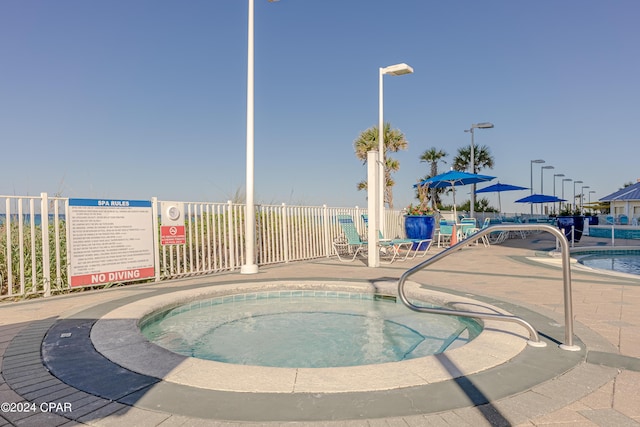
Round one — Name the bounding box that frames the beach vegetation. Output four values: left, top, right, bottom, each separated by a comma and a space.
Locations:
353, 122, 408, 209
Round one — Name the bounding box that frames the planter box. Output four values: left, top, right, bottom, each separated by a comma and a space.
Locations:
556, 216, 585, 242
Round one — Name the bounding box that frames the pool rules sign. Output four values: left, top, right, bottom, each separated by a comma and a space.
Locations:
68, 198, 156, 287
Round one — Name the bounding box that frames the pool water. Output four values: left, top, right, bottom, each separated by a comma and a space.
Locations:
578, 253, 640, 276
141, 291, 482, 368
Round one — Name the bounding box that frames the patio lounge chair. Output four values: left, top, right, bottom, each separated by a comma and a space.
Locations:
332, 215, 366, 262
463, 218, 490, 247
361, 214, 432, 259
333, 215, 411, 263
618, 214, 629, 225
476, 218, 510, 245
437, 224, 454, 247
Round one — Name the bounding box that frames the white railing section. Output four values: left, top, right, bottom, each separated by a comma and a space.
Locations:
1, 194, 405, 299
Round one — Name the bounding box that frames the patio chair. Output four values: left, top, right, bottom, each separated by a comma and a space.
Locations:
437, 224, 454, 247
476, 218, 510, 245
459, 218, 477, 240
618, 214, 629, 225
605, 215, 615, 225
462, 218, 490, 247
361, 214, 432, 260
488, 230, 509, 244
333, 215, 410, 263
332, 215, 366, 262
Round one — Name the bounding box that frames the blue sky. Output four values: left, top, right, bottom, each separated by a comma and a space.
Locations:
1, 1, 638, 213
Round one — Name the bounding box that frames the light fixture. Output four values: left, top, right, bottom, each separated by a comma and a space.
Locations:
465, 122, 494, 219
572, 180, 584, 211
530, 159, 545, 215
370, 62, 413, 268
242, 0, 278, 274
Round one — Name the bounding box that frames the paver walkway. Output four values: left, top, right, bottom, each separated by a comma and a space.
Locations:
1, 232, 639, 426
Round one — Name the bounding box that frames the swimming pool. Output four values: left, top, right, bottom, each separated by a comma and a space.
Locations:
576, 249, 640, 276
140, 291, 481, 368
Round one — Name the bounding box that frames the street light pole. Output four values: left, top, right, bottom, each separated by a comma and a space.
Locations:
588, 190, 596, 210
530, 159, 545, 215
573, 180, 583, 212
553, 173, 565, 214
464, 122, 493, 219
541, 165, 554, 194
580, 186, 590, 212
241, 0, 258, 274
540, 166, 554, 215
241, 0, 277, 274
562, 178, 572, 210
370, 63, 413, 268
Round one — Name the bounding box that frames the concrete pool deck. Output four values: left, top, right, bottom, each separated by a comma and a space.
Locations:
1, 233, 640, 426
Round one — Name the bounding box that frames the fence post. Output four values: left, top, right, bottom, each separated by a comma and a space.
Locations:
152, 197, 161, 282
571, 226, 575, 248
227, 200, 235, 270
323, 205, 330, 258
281, 203, 289, 263
611, 225, 615, 247
40, 193, 51, 297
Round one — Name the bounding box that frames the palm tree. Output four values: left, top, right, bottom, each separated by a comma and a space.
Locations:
353, 122, 408, 209
452, 144, 495, 211
418, 147, 448, 209
452, 144, 494, 173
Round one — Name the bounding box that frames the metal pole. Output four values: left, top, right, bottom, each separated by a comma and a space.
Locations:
378, 68, 385, 239
242, 0, 258, 274
470, 128, 475, 219
397, 223, 580, 351
368, 150, 380, 267
530, 161, 534, 215
553, 176, 557, 214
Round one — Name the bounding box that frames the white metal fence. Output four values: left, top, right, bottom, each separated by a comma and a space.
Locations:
1, 194, 405, 299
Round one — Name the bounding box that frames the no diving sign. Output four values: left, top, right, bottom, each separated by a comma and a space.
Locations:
161, 225, 186, 245
160, 202, 186, 245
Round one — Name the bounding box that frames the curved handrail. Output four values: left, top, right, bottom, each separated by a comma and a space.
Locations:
398, 223, 580, 351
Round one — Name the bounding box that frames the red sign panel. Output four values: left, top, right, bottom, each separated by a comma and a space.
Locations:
71, 267, 155, 287
161, 225, 186, 245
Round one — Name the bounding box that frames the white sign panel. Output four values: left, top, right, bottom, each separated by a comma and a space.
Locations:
68, 198, 155, 287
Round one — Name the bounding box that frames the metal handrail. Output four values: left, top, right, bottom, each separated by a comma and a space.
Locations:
398, 223, 580, 351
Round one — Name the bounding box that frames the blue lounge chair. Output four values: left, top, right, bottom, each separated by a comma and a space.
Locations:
333, 215, 411, 263
437, 224, 454, 247
332, 215, 366, 262
361, 214, 432, 259
618, 214, 629, 225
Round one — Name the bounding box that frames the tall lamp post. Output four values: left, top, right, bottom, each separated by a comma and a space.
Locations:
530, 159, 545, 214
588, 190, 596, 212
553, 173, 565, 214
242, 0, 277, 274
540, 165, 554, 215
372, 63, 412, 268
580, 185, 590, 212
572, 180, 583, 212
562, 178, 572, 210
464, 122, 494, 219
540, 165, 554, 194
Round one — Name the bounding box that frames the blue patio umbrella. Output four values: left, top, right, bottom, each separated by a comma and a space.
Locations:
515, 194, 565, 204
415, 170, 495, 219
476, 182, 528, 212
